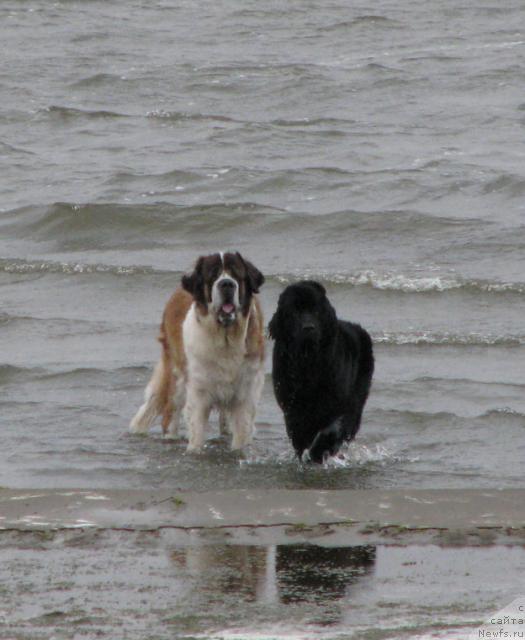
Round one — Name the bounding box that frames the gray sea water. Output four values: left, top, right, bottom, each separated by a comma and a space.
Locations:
1, 4, 525, 493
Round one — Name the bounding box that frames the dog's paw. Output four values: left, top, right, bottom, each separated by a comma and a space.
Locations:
299, 448, 311, 464
185, 443, 204, 454
308, 420, 343, 464
162, 431, 180, 441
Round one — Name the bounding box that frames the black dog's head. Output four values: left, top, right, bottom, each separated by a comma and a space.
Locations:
269, 280, 337, 354
182, 252, 264, 327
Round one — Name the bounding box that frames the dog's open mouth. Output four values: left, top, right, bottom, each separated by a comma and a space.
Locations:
218, 303, 237, 326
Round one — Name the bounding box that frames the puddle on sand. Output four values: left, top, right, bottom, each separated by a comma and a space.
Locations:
0, 531, 523, 639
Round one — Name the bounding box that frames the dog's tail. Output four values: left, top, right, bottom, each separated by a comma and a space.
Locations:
307, 418, 346, 464
129, 359, 166, 434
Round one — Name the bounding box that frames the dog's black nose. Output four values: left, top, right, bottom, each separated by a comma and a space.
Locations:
302, 323, 316, 333
219, 279, 235, 291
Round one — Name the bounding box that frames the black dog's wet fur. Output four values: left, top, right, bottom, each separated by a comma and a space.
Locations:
269, 281, 374, 463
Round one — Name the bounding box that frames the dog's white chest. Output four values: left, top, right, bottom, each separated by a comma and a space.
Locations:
183, 305, 250, 403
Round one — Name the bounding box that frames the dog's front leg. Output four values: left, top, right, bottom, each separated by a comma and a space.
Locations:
184, 388, 211, 452
230, 366, 264, 450
230, 402, 256, 450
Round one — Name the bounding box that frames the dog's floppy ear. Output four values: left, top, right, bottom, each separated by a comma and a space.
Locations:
181, 256, 206, 306
268, 310, 280, 341
236, 252, 265, 294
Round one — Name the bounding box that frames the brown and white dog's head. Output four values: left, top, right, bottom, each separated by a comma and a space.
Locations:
181, 252, 264, 327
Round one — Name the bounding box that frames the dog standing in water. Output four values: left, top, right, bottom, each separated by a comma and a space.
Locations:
130, 252, 265, 452
269, 280, 374, 463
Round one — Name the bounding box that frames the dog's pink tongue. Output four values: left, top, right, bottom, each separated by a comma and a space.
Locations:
222, 303, 235, 314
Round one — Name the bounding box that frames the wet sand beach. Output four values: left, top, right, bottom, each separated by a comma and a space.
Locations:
1, 488, 525, 639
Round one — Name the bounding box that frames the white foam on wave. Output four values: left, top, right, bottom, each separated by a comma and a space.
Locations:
276, 269, 459, 292
4, 260, 525, 295
344, 271, 460, 292
0, 258, 154, 276
374, 331, 525, 346
276, 269, 525, 294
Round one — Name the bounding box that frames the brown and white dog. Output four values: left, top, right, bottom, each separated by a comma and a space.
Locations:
129, 252, 265, 452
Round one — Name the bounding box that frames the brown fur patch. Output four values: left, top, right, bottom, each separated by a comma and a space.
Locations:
157, 288, 192, 434
246, 297, 265, 360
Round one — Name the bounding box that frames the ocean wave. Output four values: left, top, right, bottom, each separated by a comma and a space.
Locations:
281, 271, 462, 292
104, 168, 204, 186
374, 331, 525, 346
0, 258, 157, 276
146, 109, 238, 123
0, 363, 148, 385
481, 173, 525, 198
146, 112, 354, 128
276, 270, 525, 294
0, 364, 45, 383
0, 141, 35, 156
371, 408, 457, 421
269, 117, 352, 127
480, 407, 525, 420
67, 72, 123, 88
3, 257, 525, 305
1, 203, 487, 250
39, 365, 150, 383
371, 407, 525, 422
0, 201, 287, 250
318, 15, 401, 33
412, 376, 525, 391
40, 105, 130, 120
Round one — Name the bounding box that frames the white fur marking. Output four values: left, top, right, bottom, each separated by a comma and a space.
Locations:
211, 272, 240, 313
163, 374, 185, 439
129, 360, 163, 433
182, 302, 263, 453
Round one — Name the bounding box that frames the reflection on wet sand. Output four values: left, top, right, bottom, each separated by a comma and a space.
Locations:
171, 544, 376, 626
276, 545, 376, 604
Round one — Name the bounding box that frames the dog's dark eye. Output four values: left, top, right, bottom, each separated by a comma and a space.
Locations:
209, 266, 221, 280
229, 265, 242, 281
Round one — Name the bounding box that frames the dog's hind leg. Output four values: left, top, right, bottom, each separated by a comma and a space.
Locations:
161, 373, 176, 437
129, 359, 167, 434
162, 372, 185, 439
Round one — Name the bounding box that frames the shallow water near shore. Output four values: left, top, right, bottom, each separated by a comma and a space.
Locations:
1, 0, 524, 492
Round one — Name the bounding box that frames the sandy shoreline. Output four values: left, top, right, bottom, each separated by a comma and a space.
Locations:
1, 488, 524, 546
2, 488, 524, 638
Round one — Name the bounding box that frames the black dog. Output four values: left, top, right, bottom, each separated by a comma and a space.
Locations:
269, 281, 374, 463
